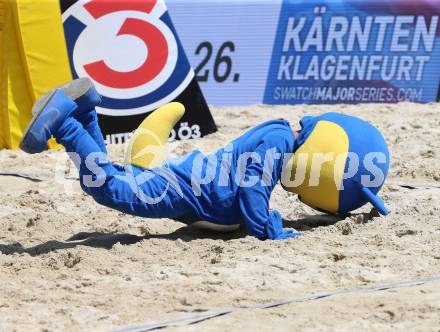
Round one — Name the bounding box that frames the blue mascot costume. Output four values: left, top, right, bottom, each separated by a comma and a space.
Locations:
20, 78, 390, 240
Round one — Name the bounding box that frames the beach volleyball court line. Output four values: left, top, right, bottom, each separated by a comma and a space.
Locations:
115, 275, 440, 332
0, 171, 79, 181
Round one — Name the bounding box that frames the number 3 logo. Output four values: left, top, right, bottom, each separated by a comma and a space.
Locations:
63, 0, 193, 116
83, 0, 168, 89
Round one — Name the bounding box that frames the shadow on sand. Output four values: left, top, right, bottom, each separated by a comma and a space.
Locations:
0, 211, 376, 256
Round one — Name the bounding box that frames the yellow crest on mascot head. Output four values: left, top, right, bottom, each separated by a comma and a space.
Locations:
282, 120, 349, 213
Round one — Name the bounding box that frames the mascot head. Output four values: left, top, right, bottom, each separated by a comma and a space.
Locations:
282, 112, 390, 215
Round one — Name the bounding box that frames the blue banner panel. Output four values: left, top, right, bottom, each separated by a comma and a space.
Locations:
168, 0, 440, 106
264, 0, 440, 104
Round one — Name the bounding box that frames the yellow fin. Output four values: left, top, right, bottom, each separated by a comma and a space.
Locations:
125, 102, 185, 169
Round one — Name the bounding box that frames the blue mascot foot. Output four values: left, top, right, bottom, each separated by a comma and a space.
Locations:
20, 78, 102, 154
20, 90, 78, 154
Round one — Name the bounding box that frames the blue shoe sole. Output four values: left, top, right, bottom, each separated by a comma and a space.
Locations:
58, 78, 102, 115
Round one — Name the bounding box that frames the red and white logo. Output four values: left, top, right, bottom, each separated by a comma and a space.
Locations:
63, 0, 193, 116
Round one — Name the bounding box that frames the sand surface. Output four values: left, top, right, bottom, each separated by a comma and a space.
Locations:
0, 103, 439, 331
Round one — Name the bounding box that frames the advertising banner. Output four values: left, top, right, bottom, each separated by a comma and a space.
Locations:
2, 0, 439, 149
61, 0, 216, 145
168, 0, 440, 106
1, 0, 216, 149
167, 0, 283, 106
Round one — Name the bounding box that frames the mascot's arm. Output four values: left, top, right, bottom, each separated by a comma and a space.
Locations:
240, 187, 299, 240
238, 141, 301, 240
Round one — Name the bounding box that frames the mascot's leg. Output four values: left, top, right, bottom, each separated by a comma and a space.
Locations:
55, 77, 107, 153
21, 89, 192, 219
60, 78, 107, 153
124, 102, 185, 169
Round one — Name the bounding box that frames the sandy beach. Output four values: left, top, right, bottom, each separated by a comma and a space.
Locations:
0, 103, 439, 331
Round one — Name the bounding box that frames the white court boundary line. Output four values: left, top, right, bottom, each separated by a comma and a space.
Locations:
115, 275, 440, 332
